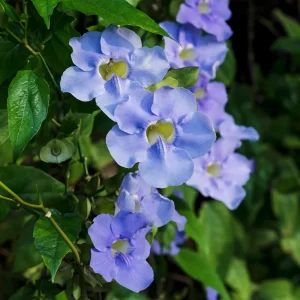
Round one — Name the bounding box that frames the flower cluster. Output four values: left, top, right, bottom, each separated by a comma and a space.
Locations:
60, 0, 259, 292
88, 172, 186, 292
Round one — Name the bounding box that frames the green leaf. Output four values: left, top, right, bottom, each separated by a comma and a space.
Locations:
216, 43, 236, 85
107, 284, 148, 300
60, 0, 170, 37
9, 285, 36, 300
165, 67, 199, 88
274, 9, 300, 38
272, 37, 300, 54
197, 202, 234, 277
8, 70, 50, 159
31, 0, 61, 28
0, 109, 9, 146
13, 217, 42, 273
147, 77, 178, 92
0, 1, 20, 22
33, 211, 81, 281
125, 0, 141, 7
226, 259, 251, 300
0, 165, 67, 211
271, 190, 299, 236
0, 38, 29, 84
253, 280, 294, 300
175, 249, 230, 300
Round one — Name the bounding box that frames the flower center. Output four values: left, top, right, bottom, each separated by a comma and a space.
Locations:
194, 88, 206, 100
111, 239, 130, 256
199, 2, 211, 14
207, 163, 222, 177
179, 48, 196, 62
99, 59, 128, 81
146, 121, 175, 145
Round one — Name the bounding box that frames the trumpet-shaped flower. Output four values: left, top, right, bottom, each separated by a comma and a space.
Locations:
177, 0, 232, 41
160, 21, 228, 79
89, 211, 153, 292
116, 172, 175, 227
187, 138, 253, 209
106, 87, 216, 188
61, 26, 170, 120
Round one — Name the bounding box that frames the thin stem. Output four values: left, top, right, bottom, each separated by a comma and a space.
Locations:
0, 181, 43, 209
89, 185, 105, 197
6, 28, 23, 44
51, 118, 61, 128
77, 141, 89, 178
23, 1, 28, 44
0, 195, 15, 203
38, 52, 59, 91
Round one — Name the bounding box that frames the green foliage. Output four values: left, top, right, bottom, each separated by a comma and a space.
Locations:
33, 211, 82, 281
274, 9, 300, 37
175, 249, 231, 300
60, 0, 170, 37
8, 71, 50, 159
165, 67, 199, 88
0, 109, 9, 145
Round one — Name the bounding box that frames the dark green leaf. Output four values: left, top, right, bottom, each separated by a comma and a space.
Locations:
31, 0, 60, 28
0, 165, 67, 211
0, 1, 20, 22
8, 70, 50, 159
274, 9, 300, 38
107, 284, 148, 300
60, 0, 170, 37
272, 37, 300, 54
165, 67, 199, 88
0, 109, 9, 145
9, 284, 36, 300
175, 249, 230, 300
33, 211, 81, 281
0, 38, 29, 85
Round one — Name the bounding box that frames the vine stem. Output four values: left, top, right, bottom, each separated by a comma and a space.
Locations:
0, 181, 88, 300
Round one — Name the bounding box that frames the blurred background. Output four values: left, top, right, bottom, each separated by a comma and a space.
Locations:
2, 0, 300, 299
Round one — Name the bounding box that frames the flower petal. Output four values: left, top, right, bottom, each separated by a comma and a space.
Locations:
141, 193, 175, 227
139, 142, 194, 188
210, 138, 241, 162
115, 258, 154, 292
106, 125, 149, 168
96, 78, 144, 121
88, 214, 115, 251
111, 211, 148, 239
207, 82, 228, 106
176, 5, 204, 28
60, 66, 105, 101
70, 31, 103, 71
174, 111, 216, 158
101, 25, 142, 57
219, 119, 260, 141
116, 189, 136, 212
114, 89, 157, 134
131, 227, 151, 259
172, 211, 187, 231
129, 46, 170, 87
120, 172, 152, 196
151, 87, 196, 123
160, 21, 180, 40
90, 248, 116, 282
206, 287, 219, 300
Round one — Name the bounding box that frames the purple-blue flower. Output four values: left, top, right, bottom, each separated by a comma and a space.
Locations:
160, 21, 228, 79
115, 172, 175, 227
187, 138, 253, 209
206, 287, 219, 300
89, 211, 153, 292
219, 118, 260, 141
191, 75, 230, 129
60, 25, 170, 120
177, 0, 233, 42
106, 87, 216, 188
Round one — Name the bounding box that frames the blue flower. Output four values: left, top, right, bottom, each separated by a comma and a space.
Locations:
206, 287, 219, 300
116, 172, 175, 227
187, 138, 253, 209
60, 26, 170, 120
106, 87, 216, 188
176, 0, 232, 41
89, 211, 153, 292
160, 21, 228, 79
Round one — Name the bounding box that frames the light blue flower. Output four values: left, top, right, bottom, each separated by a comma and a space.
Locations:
116, 172, 175, 227
187, 138, 253, 209
61, 25, 170, 120
89, 211, 153, 292
206, 287, 219, 300
160, 21, 228, 79
177, 0, 232, 41
106, 87, 216, 188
